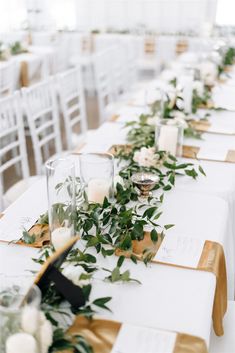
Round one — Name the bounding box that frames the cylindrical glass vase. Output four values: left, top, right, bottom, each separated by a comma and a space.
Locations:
79, 153, 114, 204
0, 279, 41, 353
155, 119, 184, 157
46, 157, 76, 250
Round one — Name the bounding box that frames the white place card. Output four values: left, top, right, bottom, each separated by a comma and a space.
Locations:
111, 323, 177, 353
197, 146, 228, 161
154, 235, 205, 268
0, 178, 47, 242
207, 123, 235, 135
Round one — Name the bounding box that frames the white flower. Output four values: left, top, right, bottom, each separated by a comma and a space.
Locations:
62, 265, 90, 287
147, 116, 158, 125
199, 62, 217, 86
170, 111, 189, 128
6, 333, 38, 353
193, 80, 204, 96
21, 306, 40, 335
133, 147, 157, 167
38, 319, 53, 353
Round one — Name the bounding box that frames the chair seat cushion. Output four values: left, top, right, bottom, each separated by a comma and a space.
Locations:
3, 176, 42, 209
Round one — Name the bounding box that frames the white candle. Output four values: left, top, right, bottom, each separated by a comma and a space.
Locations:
87, 178, 110, 204
157, 125, 178, 156
180, 75, 193, 113
51, 227, 72, 250
6, 333, 37, 353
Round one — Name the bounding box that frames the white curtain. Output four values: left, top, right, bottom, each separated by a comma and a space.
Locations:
216, 0, 235, 25
0, 0, 27, 32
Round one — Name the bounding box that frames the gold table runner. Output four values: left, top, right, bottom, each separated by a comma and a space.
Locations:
144, 38, 156, 55
20, 60, 42, 87
58, 316, 208, 353
20, 61, 29, 87
175, 40, 189, 55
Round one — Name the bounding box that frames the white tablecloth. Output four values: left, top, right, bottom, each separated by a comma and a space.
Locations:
0, 170, 230, 347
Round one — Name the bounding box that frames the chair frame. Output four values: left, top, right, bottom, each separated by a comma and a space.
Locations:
56, 67, 88, 150
22, 78, 62, 175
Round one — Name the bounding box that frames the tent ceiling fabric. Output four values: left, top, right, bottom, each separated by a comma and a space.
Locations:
0, 0, 220, 34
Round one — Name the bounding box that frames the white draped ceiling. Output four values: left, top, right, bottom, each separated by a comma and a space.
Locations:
0, 0, 232, 33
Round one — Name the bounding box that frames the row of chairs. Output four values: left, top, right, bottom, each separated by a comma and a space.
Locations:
0, 44, 70, 97
0, 66, 88, 211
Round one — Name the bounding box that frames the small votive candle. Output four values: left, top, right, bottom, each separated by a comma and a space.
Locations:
6, 333, 37, 353
87, 178, 110, 204
51, 227, 72, 250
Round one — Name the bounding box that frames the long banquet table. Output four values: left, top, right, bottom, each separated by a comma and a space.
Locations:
1, 58, 235, 352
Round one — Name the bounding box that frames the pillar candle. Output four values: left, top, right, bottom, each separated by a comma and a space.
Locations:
6, 333, 37, 353
87, 178, 110, 204
51, 227, 72, 250
157, 125, 178, 156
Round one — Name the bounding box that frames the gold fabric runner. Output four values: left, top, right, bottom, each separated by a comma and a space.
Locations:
175, 40, 188, 55
58, 316, 208, 353
144, 37, 156, 55
20, 60, 42, 87
20, 61, 29, 87
17, 223, 50, 248
197, 241, 227, 336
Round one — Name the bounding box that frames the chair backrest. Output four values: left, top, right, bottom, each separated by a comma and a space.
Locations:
0, 61, 14, 97
51, 39, 69, 74
56, 67, 88, 150
93, 48, 115, 123
124, 37, 138, 87
110, 45, 128, 100
22, 79, 62, 175
0, 92, 29, 210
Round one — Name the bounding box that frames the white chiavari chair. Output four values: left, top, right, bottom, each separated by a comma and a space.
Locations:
93, 48, 115, 123
0, 92, 40, 211
124, 36, 139, 88
51, 38, 69, 74
22, 79, 62, 175
110, 45, 128, 100
56, 67, 89, 149
209, 301, 235, 353
0, 61, 14, 97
